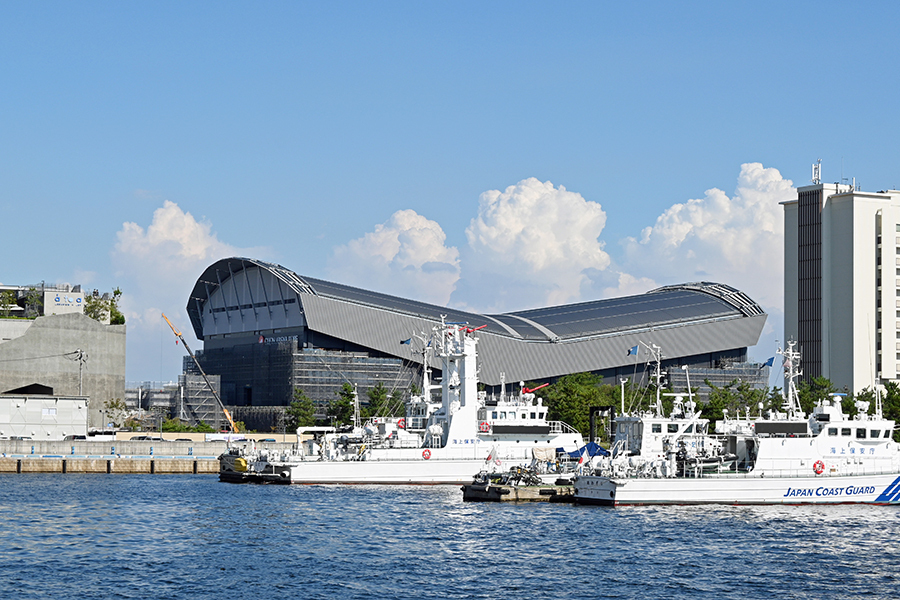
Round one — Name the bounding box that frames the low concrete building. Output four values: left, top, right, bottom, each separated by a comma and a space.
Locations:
0, 394, 88, 440
0, 313, 126, 428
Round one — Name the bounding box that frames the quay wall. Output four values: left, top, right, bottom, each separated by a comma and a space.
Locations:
0, 439, 297, 475
0, 457, 219, 474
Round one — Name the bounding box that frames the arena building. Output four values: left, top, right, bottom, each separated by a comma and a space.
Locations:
185, 258, 769, 428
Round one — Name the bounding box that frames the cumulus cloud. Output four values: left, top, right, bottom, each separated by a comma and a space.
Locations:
601, 271, 658, 298
456, 177, 611, 310
328, 209, 460, 305
620, 162, 793, 312
112, 200, 265, 381
113, 201, 247, 313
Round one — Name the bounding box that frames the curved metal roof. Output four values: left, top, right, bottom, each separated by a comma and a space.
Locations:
187, 258, 767, 385
188, 257, 764, 343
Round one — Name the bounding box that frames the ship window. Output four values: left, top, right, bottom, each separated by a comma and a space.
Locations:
491, 411, 498, 419
828, 428, 838, 436
871, 430, 880, 438
652, 424, 661, 433
530, 412, 536, 419
841, 428, 851, 436
886, 431, 893, 438
685, 424, 694, 433
857, 429, 867, 439
667, 424, 679, 433
500, 412, 507, 419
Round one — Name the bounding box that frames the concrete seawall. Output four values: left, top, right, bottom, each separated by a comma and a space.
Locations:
0, 440, 295, 475
0, 457, 219, 474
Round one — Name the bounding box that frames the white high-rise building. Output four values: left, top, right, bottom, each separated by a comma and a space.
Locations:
783, 169, 900, 393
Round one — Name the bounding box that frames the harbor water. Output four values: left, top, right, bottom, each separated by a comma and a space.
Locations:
1, 474, 898, 599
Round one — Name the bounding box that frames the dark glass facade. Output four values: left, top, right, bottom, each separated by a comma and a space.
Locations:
798, 188, 823, 379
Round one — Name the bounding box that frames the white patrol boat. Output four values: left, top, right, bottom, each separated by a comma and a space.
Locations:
573, 342, 900, 506
219, 318, 583, 484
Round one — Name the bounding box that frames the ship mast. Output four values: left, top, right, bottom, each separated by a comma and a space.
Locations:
779, 340, 804, 418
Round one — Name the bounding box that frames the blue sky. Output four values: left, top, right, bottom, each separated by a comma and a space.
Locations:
2, 2, 899, 384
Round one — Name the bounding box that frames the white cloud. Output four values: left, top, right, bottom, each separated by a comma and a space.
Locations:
621, 163, 793, 311
617, 162, 794, 361
457, 177, 610, 310
601, 271, 658, 298
328, 209, 460, 305
112, 200, 265, 382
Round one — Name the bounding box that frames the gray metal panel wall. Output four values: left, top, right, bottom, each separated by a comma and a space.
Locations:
300, 293, 767, 385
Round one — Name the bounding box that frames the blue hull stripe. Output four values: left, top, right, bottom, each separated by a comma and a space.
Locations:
875, 476, 900, 503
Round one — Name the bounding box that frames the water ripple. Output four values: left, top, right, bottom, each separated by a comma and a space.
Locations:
0, 475, 898, 599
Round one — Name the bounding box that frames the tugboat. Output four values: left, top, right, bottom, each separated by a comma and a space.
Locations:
219, 318, 583, 484
573, 342, 900, 505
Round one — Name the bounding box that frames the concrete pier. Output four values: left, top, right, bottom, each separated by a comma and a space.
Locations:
0, 439, 295, 475
0, 457, 219, 474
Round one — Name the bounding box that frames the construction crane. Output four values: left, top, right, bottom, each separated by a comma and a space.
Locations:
162, 313, 239, 433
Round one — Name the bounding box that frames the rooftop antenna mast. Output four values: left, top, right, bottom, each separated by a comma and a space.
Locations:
812, 158, 822, 184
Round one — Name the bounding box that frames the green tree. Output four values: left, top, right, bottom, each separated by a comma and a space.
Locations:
103, 398, 128, 427
25, 287, 44, 319
24, 287, 42, 318
364, 382, 389, 418
286, 388, 317, 430
704, 379, 739, 423
796, 376, 837, 415
0, 290, 16, 318
161, 417, 191, 432
328, 383, 356, 426
362, 382, 405, 418
542, 373, 615, 436
192, 421, 216, 433
83, 288, 125, 324
763, 386, 784, 415
109, 287, 125, 324
877, 382, 900, 442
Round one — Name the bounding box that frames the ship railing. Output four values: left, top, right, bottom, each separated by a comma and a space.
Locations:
549, 421, 580, 435
594, 464, 900, 479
